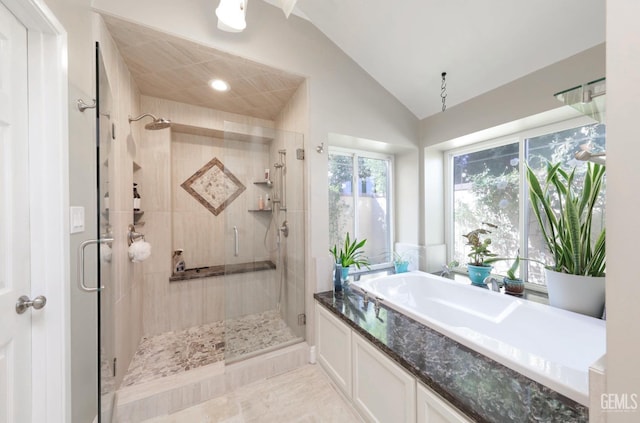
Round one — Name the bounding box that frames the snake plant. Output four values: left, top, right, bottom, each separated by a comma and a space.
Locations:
329, 232, 370, 269
526, 161, 606, 276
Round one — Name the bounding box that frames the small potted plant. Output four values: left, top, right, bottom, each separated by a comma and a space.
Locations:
329, 232, 370, 292
463, 222, 497, 285
486, 256, 525, 296
393, 251, 411, 274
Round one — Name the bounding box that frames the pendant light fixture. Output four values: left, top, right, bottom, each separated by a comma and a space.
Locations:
216, 0, 247, 32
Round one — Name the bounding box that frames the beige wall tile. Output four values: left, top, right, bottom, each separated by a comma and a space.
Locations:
142, 272, 171, 336
169, 279, 204, 332
141, 211, 172, 274
203, 276, 225, 324
114, 293, 132, 387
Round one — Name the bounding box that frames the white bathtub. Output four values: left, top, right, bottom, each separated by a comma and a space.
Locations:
352, 271, 605, 406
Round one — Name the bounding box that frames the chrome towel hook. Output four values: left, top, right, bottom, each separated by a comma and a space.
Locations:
128, 224, 145, 246
76, 98, 96, 112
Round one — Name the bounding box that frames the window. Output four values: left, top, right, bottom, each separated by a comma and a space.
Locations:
328, 149, 392, 265
448, 120, 606, 285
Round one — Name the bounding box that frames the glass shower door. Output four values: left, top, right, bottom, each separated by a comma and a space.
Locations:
222, 122, 305, 362
95, 42, 116, 423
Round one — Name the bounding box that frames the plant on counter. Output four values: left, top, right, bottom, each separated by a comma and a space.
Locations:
485, 255, 527, 296
393, 251, 411, 273
462, 222, 498, 266
330, 232, 370, 292
329, 232, 370, 270
526, 161, 606, 277
463, 222, 499, 285
525, 161, 606, 316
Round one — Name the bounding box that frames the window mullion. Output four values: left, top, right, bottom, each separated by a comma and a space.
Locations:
353, 153, 359, 237
519, 136, 529, 282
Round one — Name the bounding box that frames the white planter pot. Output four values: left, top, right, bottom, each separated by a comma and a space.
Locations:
544, 269, 605, 318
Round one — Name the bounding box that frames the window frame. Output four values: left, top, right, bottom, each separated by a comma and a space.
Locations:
444, 115, 600, 290
328, 146, 395, 265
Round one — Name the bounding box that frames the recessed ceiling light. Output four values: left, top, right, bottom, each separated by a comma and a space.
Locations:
210, 79, 230, 92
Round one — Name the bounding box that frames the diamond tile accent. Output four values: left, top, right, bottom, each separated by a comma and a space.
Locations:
181, 157, 246, 216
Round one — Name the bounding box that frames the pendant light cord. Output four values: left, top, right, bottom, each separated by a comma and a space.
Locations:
441, 72, 447, 112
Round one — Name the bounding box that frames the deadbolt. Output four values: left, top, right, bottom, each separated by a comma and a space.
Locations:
15, 295, 47, 314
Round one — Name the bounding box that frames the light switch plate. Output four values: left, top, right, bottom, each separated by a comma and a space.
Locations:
70, 206, 85, 233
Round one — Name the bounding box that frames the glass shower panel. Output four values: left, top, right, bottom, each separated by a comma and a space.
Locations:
222, 121, 305, 362
96, 43, 116, 423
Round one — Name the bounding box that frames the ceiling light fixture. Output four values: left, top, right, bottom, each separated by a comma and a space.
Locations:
216, 0, 298, 32
216, 0, 247, 33
210, 79, 230, 92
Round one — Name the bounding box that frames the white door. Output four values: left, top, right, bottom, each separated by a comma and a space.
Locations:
0, 3, 32, 422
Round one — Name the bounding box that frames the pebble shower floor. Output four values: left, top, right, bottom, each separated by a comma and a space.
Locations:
121, 309, 298, 387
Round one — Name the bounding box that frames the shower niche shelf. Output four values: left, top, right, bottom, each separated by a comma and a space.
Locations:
103, 160, 141, 171
248, 208, 273, 213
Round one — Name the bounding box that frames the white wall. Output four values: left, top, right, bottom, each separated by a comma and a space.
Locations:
39, 0, 98, 421
420, 44, 605, 148
606, 0, 640, 420
395, 151, 420, 245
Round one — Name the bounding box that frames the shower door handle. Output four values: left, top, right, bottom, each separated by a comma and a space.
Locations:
77, 237, 114, 292
233, 226, 239, 257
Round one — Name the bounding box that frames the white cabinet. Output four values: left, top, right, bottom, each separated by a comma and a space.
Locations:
315, 302, 470, 423
315, 303, 352, 397
417, 383, 472, 423
352, 333, 416, 423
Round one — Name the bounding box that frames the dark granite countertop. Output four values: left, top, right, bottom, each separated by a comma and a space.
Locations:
314, 289, 588, 423
170, 260, 275, 282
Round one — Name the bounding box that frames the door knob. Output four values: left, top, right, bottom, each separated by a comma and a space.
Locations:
15, 295, 47, 314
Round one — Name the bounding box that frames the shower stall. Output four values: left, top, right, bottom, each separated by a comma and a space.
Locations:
163, 121, 306, 362
94, 44, 306, 421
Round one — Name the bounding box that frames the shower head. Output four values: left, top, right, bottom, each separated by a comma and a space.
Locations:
145, 117, 171, 130
128, 113, 171, 130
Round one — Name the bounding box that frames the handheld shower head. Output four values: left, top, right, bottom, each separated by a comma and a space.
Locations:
128, 113, 171, 130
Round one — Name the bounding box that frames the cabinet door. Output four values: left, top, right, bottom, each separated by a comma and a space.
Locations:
417, 383, 472, 423
315, 303, 352, 397
352, 333, 416, 423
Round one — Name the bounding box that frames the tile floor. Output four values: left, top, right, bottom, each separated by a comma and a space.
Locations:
140, 364, 363, 423
122, 310, 299, 387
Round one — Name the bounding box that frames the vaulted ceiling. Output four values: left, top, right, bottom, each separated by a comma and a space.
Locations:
294, 0, 605, 119
103, 1, 605, 121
